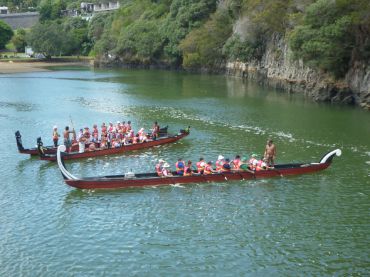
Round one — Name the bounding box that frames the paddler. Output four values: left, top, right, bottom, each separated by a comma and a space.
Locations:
239, 157, 254, 173
162, 162, 172, 177
196, 157, 206, 174
248, 154, 258, 171
203, 161, 217, 175
231, 155, 241, 170
155, 159, 164, 177
221, 158, 232, 172
92, 124, 99, 143
101, 123, 107, 139
183, 160, 194, 176
52, 126, 60, 147
256, 158, 273, 171
215, 155, 224, 171
126, 121, 132, 132
175, 158, 185, 175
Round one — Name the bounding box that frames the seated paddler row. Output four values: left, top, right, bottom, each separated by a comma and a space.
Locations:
54, 121, 162, 152
155, 154, 274, 177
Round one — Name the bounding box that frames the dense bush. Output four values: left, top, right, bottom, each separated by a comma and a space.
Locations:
0, 20, 13, 49
27, 21, 77, 57
288, 0, 369, 78
11, 29, 27, 52
180, 9, 233, 69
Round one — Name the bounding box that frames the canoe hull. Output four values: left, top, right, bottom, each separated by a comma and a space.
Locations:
42, 132, 189, 161
64, 162, 330, 190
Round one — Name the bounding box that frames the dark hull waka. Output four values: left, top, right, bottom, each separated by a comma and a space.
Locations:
15, 127, 171, 156
15, 131, 79, 155
57, 147, 342, 190
41, 131, 189, 161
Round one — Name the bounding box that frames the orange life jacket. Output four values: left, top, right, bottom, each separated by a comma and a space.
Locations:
93, 128, 99, 136
249, 158, 257, 170
215, 160, 223, 171
155, 164, 163, 176
183, 166, 192, 176
203, 165, 213, 175
52, 131, 59, 140
233, 159, 241, 169
196, 161, 205, 173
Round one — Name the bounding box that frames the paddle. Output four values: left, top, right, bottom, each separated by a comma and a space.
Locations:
69, 115, 76, 141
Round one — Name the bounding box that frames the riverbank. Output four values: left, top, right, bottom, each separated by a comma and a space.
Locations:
0, 59, 93, 74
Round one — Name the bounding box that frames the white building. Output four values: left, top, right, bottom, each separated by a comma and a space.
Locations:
0, 6, 9, 14
93, 2, 120, 12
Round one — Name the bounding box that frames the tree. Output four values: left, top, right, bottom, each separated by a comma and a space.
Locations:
63, 17, 91, 55
27, 22, 75, 57
288, 0, 367, 78
0, 20, 13, 49
11, 29, 27, 52
38, 0, 65, 22
180, 9, 233, 69
115, 20, 163, 63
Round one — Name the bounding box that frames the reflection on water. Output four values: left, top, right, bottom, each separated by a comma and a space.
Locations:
0, 68, 369, 276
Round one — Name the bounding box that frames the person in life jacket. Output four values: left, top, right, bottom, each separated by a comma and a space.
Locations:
175, 158, 185, 175
138, 128, 145, 141
196, 157, 206, 174
204, 161, 217, 175
121, 121, 127, 134
248, 154, 258, 171
92, 124, 99, 143
100, 136, 108, 149
162, 162, 172, 177
183, 160, 194, 176
127, 129, 135, 143
256, 158, 272, 171
52, 126, 60, 147
77, 129, 86, 153
108, 122, 114, 134
222, 158, 232, 172
231, 155, 241, 170
101, 123, 107, 140
126, 121, 132, 132
239, 157, 254, 173
133, 134, 139, 144
156, 159, 165, 177
83, 127, 91, 143
215, 155, 225, 171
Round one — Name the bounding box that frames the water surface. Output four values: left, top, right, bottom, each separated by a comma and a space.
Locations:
0, 68, 369, 276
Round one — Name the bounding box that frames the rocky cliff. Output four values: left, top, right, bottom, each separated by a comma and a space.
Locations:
226, 34, 369, 110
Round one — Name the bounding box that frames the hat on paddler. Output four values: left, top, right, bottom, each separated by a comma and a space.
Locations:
218, 155, 224, 160
158, 159, 165, 163
251, 153, 257, 157
163, 162, 170, 168
53, 125, 57, 129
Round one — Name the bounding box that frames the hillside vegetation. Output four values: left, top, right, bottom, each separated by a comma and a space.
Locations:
1, 0, 369, 79
89, 0, 369, 78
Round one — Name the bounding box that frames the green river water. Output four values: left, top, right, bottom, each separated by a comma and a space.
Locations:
0, 67, 369, 276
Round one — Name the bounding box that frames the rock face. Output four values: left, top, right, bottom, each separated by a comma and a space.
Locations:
226, 34, 370, 110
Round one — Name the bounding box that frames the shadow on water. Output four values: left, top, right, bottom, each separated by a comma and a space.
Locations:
0, 101, 38, 112
62, 185, 160, 205
16, 155, 39, 171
